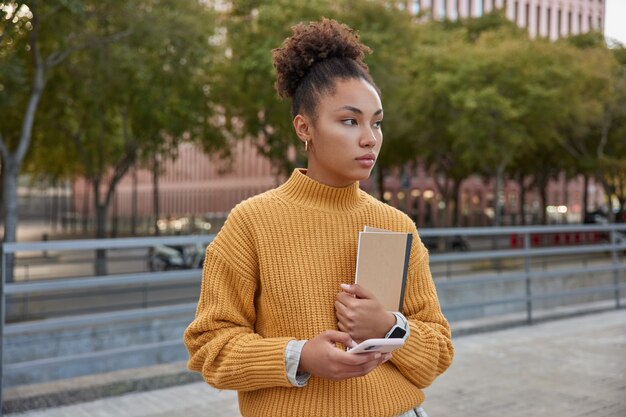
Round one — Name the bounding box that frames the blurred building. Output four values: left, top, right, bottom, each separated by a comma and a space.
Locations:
369, 166, 605, 228
71, 140, 283, 234
400, 0, 604, 40
70, 138, 605, 232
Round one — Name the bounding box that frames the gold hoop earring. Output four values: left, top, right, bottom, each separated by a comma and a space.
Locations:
305, 140, 309, 152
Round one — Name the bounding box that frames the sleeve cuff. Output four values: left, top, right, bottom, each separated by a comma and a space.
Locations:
285, 340, 311, 387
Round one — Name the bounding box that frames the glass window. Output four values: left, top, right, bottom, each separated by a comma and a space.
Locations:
536, 5, 541, 36
568, 11, 572, 35
413, 0, 421, 14
578, 13, 582, 32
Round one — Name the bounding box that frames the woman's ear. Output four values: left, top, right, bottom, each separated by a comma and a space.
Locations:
293, 114, 312, 144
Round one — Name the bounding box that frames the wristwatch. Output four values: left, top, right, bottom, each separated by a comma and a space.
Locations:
386, 324, 407, 339
385, 313, 408, 339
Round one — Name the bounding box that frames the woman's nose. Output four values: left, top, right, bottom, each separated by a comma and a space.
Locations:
361, 127, 377, 147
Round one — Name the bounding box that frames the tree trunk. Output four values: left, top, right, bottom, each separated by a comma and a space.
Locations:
616, 196, 625, 223
582, 174, 589, 221
451, 179, 462, 227
152, 154, 161, 236
376, 166, 385, 202
493, 164, 504, 227
538, 182, 548, 225
94, 204, 108, 276
131, 166, 138, 235
491, 166, 505, 271
562, 174, 569, 224
51, 181, 59, 232
92, 179, 108, 276
2, 160, 19, 283
596, 176, 614, 222
519, 175, 527, 226
111, 192, 118, 238
618, 174, 626, 222
82, 183, 90, 234
0, 18, 46, 283
369, 165, 380, 201
0, 160, 4, 219
69, 180, 76, 224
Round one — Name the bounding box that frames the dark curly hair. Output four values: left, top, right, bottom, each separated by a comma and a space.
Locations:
272, 18, 379, 119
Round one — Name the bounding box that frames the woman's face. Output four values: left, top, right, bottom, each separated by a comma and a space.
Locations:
295, 77, 383, 188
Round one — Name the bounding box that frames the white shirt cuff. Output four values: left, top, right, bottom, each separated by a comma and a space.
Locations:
285, 340, 311, 387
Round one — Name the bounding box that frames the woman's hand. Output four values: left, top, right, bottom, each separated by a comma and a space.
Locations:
335, 283, 396, 342
298, 330, 391, 381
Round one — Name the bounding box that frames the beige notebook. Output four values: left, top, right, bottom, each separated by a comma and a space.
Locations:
354, 226, 412, 312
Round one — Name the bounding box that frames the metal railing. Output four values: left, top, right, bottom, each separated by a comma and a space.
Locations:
0, 234, 215, 412
420, 224, 626, 325
1, 224, 625, 411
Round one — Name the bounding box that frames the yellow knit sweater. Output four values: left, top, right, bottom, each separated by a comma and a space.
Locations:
184, 169, 453, 417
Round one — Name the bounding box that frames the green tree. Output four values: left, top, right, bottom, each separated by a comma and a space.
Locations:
598, 45, 626, 220
405, 13, 548, 227
339, 2, 425, 200
505, 39, 583, 225
31, 0, 222, 274
212, 0, 323, 177
556, 33, 618, 220
406, 21, 478, 226
0, 1, 130, 281
215, 0, 424, 197
422, 30, 527, 226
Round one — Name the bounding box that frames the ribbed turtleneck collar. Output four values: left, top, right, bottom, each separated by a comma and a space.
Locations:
276, 169, 366, 212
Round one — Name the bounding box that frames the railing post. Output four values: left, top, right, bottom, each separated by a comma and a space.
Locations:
523, 232, 533, 324
610, 228, 621, 309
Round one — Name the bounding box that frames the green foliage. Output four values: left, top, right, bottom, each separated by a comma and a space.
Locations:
213, 0, 334, 174
565, 30, 606, 49
0, 1, 85, 150
216, 0, 423, 173
188, 3, 626, 217
20, 0, 224, 181
461, 9, 524, 42
3, 0, 626, 223
340, 1, 422, 168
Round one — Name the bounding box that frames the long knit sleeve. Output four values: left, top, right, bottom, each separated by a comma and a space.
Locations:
389, 227, 454, 388
184, 208, 294, 391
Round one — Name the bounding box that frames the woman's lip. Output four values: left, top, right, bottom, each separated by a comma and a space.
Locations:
356, 158, 376, 168
356, 154, 376, 161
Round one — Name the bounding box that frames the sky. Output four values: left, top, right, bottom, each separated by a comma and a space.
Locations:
605, 0, 626, 46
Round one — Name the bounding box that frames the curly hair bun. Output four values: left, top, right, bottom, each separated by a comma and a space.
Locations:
272, 18, 372, 99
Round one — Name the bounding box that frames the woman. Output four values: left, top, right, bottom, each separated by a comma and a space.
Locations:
184, 18, 453, 417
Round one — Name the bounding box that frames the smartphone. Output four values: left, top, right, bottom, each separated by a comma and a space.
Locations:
347, 338, 405, 354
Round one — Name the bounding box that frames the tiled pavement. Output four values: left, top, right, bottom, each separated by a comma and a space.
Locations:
7, 309, 626, 417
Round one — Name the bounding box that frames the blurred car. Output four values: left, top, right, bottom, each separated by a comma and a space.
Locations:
583, 210, 609, 225
156, 216, 213, 235
421, 235, 469, 252
148, 242, 206, 271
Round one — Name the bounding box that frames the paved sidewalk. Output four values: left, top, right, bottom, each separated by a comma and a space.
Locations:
7, 310, 626, 417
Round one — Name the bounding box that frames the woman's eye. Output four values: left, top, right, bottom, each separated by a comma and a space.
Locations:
342, 119, 357, 126
373, 120, 383, 129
